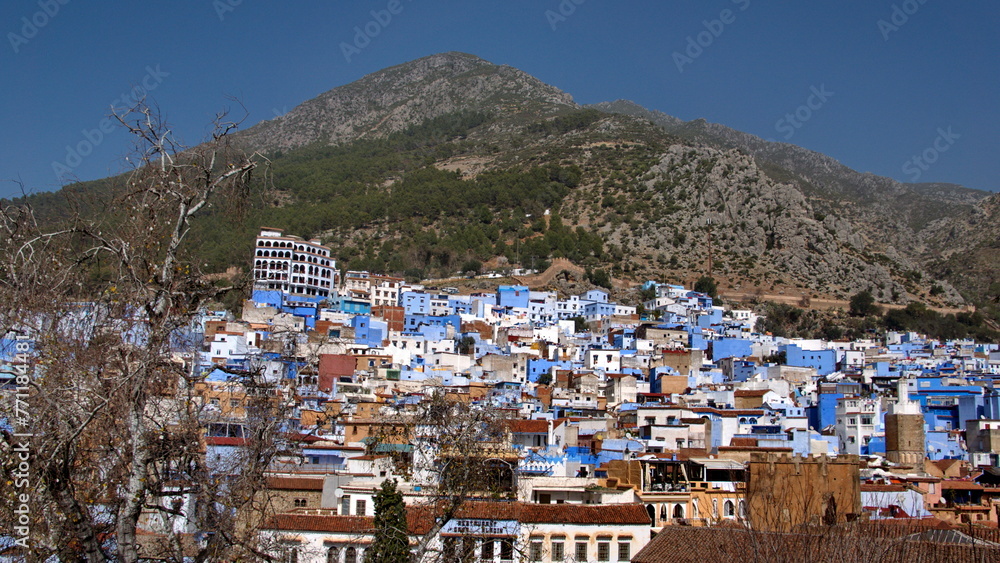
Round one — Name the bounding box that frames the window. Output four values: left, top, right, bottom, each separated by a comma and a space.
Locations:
340, 496, 350, 515
673, 504, 684, 519
500, 539, 513, 561
861, 416, 872, 425
356, 498, 367, 515
529, 539, 543, 561
293, 498, 307, 508
481, 539, 494, 559
443, 538, 458, 560
617, 541, 631, 561
551, 539, 565, 560
344, 547, 357, 563
575, 541, 588, 561
724, 500, 735, 517
598, 538, 611, 561
326, 547, 339, 563
849, 418, 857, 425
230, 399, 240, 408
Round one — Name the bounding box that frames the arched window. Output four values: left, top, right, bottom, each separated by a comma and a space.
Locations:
344, 547, 357, 563
673, 504, 685, 519
326, 547, 339, 563
646, 504, 656, 524
724, 500, 735, 518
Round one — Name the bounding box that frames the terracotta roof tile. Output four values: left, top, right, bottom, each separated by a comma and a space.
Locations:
266, 477, 324, 491
507, 419, 549, 433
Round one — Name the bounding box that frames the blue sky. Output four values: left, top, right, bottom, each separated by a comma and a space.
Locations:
2, 0, 998, 199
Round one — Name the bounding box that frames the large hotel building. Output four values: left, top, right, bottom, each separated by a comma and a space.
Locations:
252, 228, 338, 299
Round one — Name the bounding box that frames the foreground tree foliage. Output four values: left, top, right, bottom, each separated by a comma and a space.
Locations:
0, 104, 287, 561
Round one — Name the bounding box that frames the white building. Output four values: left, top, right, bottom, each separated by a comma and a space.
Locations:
252, 228, 337, 299
835, 396, 881, 456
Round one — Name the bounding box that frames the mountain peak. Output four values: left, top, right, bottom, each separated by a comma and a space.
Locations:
239, 52, 575, 152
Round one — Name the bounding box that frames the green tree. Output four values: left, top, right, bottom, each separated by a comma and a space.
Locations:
587, 267, 612, 289
694, 275, 718, 299
460, 259, 482, 276
366, 479, 410, 563
849, 291, 881, 317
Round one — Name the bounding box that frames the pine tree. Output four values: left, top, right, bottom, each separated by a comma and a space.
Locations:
366, 479, 410, 563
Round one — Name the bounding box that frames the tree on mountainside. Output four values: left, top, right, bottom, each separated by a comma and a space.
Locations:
849, 290, 881, 317
694, 275, 718, 299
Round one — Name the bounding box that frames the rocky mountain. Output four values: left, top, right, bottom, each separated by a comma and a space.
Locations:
212, 53, 1000, 309
237, 52, 577, 152
589, 99, 998, 306
18, 52, 998, 319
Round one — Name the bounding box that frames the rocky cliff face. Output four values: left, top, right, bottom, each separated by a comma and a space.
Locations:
589, 99, 995, 305
562, 142, 964, 303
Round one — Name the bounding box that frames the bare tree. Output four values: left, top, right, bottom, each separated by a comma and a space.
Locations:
362, 389, 521, 562
0, 102, 287, 561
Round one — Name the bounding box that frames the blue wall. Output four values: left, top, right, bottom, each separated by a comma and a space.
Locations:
784, 345, 836, 376
497, 285, 530, 309
712, 338, 753, 362
527, 358, 573, 383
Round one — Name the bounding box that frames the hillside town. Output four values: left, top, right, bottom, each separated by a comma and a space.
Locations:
5, 227, 1000, 561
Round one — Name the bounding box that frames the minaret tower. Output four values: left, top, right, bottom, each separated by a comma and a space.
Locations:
885, 378, 925, 466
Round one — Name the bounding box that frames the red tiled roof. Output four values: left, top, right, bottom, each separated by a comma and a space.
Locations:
266, 477, 325, 491
267, 514, 374, 534
940, 480, 983, 491
266, 502, 649, 535
734, 389, 770, 397
631, 523, 1000, 563
507, 419, 549, 434
862, 484, 908, 492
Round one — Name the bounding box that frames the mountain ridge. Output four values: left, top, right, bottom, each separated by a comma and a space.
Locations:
12, 52, 998, 323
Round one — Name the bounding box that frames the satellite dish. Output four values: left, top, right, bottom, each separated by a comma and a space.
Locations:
334, 488, 344, 498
